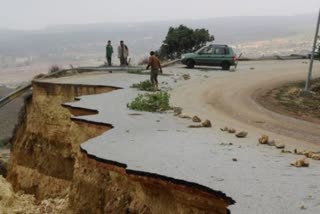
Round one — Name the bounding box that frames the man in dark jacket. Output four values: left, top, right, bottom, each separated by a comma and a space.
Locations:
106, 40, 113, 66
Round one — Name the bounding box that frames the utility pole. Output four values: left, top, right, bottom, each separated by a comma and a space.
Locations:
304, 9, 320, 92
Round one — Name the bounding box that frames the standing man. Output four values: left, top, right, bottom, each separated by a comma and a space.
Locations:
106, 40, 113, 66
146, 51, 162, 91
118, 40, 129, 66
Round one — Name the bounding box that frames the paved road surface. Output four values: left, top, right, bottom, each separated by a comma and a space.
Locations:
172, 60, 320, 150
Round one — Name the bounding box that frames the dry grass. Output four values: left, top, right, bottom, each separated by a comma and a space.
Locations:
272, 78, 320, 119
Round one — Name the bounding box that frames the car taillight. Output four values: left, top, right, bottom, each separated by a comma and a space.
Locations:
232, 55, 237, 61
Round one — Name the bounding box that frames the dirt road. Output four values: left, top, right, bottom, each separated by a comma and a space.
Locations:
171, 60, 320, 150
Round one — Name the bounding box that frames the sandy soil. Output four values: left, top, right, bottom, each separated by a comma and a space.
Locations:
171, 60, 320, 151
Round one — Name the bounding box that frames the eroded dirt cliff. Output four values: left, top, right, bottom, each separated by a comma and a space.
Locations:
6, 80, 233, 214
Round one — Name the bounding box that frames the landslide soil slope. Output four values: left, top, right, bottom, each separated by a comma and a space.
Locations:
172, 60, 320, 150
6, 76, 232, 214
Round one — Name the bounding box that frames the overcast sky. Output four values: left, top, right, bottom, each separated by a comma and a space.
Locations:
0, 0, 319, 30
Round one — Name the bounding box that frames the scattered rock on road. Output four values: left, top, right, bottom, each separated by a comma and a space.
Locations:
311, 154, 320, 160
291, 158, 309, 167
228, 128, 236, 134
192, 116, 202, 123
182, 74, 191, 80
202, 120, 212, 128
293, 150, 320, 160
221, 127, 229, 131
259, 135, 269, 144
232, 158, 238, 162
274, 141, 285, 149
236, 131, 248, 138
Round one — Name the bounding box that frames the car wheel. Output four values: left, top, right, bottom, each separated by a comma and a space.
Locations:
221, 61, 230, 71
186, 59, 195, 68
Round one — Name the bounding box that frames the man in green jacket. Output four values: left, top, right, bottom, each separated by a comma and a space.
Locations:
106, 40, 113, 66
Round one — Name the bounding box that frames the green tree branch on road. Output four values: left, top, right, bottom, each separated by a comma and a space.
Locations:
157, 25, 214, 59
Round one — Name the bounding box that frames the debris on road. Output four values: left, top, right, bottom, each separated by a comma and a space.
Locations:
192, 116, 202, 123
311, 154, 320, 160
291, 158, 309, 167
235, 131, 248, 138
182, 74, 191, 80
202, 119, 212, 127
281, 150, 292, 154
258, 135, 269, 144
188, 119, 212, 128
220, 127, 229, 131
294, 150, 320, 160
221, 127, 236, 133
228, 128, 236, 134
274, 141, 285, 149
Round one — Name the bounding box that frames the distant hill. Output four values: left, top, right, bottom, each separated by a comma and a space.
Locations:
0, 14, 316, 63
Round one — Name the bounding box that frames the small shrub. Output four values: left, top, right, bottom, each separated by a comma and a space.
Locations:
127, 92, 171, 112
130, 80, 154, 91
